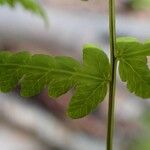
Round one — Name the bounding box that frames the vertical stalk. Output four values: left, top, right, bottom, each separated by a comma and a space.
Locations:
107, 0, 117, 150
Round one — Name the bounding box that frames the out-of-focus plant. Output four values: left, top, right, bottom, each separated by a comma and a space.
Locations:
0, 0, 47, 20
124, 109, 150, 150
128, 0, 150, 10
0, 0, 150, 150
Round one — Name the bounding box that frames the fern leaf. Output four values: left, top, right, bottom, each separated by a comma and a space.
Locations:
0, 45, 110, 118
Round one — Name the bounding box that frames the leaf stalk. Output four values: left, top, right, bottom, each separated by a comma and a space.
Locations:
107, 0, 117, 150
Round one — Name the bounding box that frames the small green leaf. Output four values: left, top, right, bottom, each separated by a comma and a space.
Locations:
117, 37, 150, 98
68, 45, 110, 118
0, 51, 30, 92
116, 37, 150, 57
48, 56, 81, 98
20, 54, 55, 96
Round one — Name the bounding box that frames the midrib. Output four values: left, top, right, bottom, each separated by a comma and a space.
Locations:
0, 63, 106, 82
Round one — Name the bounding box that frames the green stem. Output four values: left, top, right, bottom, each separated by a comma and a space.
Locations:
107, 0, 117, 150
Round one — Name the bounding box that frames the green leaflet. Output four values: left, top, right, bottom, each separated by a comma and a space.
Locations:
117, 37, 150, 98
116, 37, 150, 57
0, 45, 110, 118
0, 0, 46, 21
68, 44, 110, 118
48, 56, 81, 97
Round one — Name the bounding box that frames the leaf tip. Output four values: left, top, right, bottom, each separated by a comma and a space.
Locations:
83, 44, 102, 52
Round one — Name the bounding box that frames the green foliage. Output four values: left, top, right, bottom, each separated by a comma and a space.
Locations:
68, 45, 110, 118
0, 0, 149, 149
128, 138, 150, 150
0, 0, 46, 20
0, 37, 150, 118
0, 45, 110, 118
131, 0, 150, 10
116, 37, 150, 98
124, 110, 150, 150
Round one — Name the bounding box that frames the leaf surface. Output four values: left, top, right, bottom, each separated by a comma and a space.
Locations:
117, 37, 150, 98
68, 44, 110, 118
0, 46, 110, 118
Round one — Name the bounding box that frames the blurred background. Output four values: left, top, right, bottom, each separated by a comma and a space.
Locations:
0, 0, 150, 150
